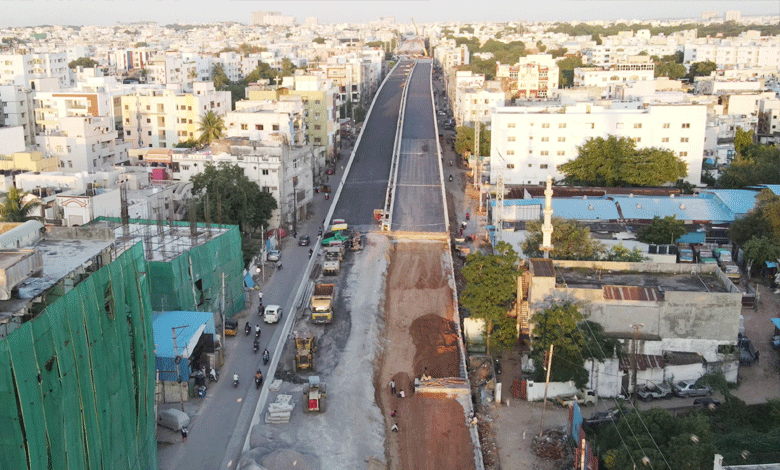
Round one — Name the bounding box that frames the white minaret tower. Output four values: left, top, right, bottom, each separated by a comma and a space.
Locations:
540, 175, 554, 258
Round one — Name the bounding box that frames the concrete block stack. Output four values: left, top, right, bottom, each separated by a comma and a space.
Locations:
265, 394, 294, 424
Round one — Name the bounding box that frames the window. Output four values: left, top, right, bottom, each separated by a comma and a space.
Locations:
634, 123, 642, 129
147, 131, 152, 136
262, 169, 269, 175
507, 150, 515, 155
182, 165, 189, 170
314, 137, 322, 143
541, 150, 549, 156
188, 106, 192, 111
125, 118, 130, 124
126, 130, 131, 136
272, 124, 280, 131
541, 123, 550, 128
558, 137, 565, 142
587, 123, 595, 129
315, 100, 320, 105
241, 124, 248, 130
507, 123, 516, 128
541, 137, 549, 142
680, 137, 689, 143
146, 105, 150, 110
682, 123, 690, 128
189, 119, 193, 124
662, 137, 669, 142
68, 160, 72, 168
528, 164, 533, 168
255, 124, 263, 130
558, 123, 566, 128
315, 112, 321, 119
540, 164, 548, 169
124, 105, 129, 110
663, 123, 670, 128
507, 136, 515, 142
315, 124, 321, 130
557, 150, 565, 155
507, 164, 515, 169
146, 118, 151, 123
635, 138, 641, 142
680, 151, 688, 157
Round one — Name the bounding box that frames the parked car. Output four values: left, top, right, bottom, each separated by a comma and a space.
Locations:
636, 382, 673, 401
158, 408, 190, 431
693, 397, 721, 408
584, 406, 633, 427
267, 250, 281, 261
263, 304, 283, 324
298, 235, 311, 246
673, 380, 712, 398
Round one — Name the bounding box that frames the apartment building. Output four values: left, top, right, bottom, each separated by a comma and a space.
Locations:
758, 97, 780, 145
584, 39, 680, 68
574, 56, 655, 88
683, 37, 780, 69
0, 150, 58, 173
0, 84, 36, 147
433, 43, 470, 73
454, 86, 505, 126
225, 98, 307, 145
496, 54, 559, 99
41, 115, 129, 172
113, 47, 155, 72
120, 82, 230, 149
489, 102, 707, 187
247, 75, 340, 159
147, 55, 198, 92
0, 52, 69, 89
251, 11, 295, 27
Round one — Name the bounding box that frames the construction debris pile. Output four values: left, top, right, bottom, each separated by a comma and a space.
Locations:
265, 393, 295, 425
532, 428, 569, 461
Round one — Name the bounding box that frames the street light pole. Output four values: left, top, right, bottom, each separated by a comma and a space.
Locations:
630, 323, 644, 407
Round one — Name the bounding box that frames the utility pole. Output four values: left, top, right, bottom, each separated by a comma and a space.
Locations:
630, 323, 644, 407
171, 325, 190, 412
539, 344, 554, 438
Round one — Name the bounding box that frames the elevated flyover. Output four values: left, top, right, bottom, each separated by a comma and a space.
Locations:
332, 60, 414, 231
390, 59, 447, 236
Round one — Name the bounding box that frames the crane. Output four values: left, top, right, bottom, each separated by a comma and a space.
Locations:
410, 17, 428, 57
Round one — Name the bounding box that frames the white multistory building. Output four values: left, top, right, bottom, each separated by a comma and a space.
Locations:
496, 54, 560, 99
225, 98, 307, 145
490, 102, 707, 187
0, 84, 36, 147
41, 115, 129, 173
683, 35, 780, 69
454, 86, 505, 126
147, 55, 198, 92
574, 56, 655, 88
0, 52, 69, 89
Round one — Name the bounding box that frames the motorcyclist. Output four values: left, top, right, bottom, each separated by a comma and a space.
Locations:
277, 262, 283, 270
253, 339, 259, 353
263, 348, 270, 364
254, 369, 263, 388
233, 373, 239, 387
209, 368, 218, 382
255, 324, 261, 338
449, 175, 453, 182
244, 322, 251, 335
308, 248, 313, 257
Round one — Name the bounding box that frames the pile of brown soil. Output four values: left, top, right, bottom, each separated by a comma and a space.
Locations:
410, 313, 461, 378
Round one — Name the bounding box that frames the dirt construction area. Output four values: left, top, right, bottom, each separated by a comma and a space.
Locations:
377, 240, 477, 470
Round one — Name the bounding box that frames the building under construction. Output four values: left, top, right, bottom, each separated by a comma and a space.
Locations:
0, 214, 246, 470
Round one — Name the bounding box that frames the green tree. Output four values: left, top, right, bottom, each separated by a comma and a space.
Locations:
559, 136, 687, 187
134, 41, 148, 47
556, 56, 583, 88
211, 63, 229, 89
728, 190, 780, 245
530, 303, 588, 386
536, 40, 547, 52
174, 138, 199, 148
68, 56, 98, 69
0, 187, 42, 222
734, 128, 755, 156
718, 144, 780, 188
462, 57, 498, 80
637, 215, 688, 245
312, 37, 326, 45
245, 61, 278, 83
190, 162, 277, 265
237, 43, 265, 56
603, 244, 647, 262
686, 60, 717, 82
522, 217, 605, 260
655, 61, 686, 79
280, 58, 297, 77
743, 236, 780, 278
461, 241, 520, 353
548, 47, 568, 59
454, 126, 491, 157
198, 110, 226, 144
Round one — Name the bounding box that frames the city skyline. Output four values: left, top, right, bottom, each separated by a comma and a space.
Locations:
1, 0, 778, 28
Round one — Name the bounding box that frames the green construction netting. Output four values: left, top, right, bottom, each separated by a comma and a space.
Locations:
0, 243, 157, 470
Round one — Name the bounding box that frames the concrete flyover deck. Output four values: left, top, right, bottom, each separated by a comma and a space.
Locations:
391, 59, 446, 233
332, 60, 414, 232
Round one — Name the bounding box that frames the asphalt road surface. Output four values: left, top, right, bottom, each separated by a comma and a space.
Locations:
391, 59, 446, 233
332, 60, 413, 230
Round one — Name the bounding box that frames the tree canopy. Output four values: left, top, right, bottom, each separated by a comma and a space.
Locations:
556, 56, 583, 88
312, 37, 326, 45
454, 126, 491, 157
460, 241, 520, 353
717, 142, 780, 189
637, 216, 687, 245
68, 57, 98, 69
0, 187, 41, 222
530, 303, 589, 387
190, 162, 277, 265
559, 135, 688, 187
686, 61, 717, 82
198, 110, 226, 144
522, 217, 646, 262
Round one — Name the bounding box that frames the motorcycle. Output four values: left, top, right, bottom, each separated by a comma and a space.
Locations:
263, 349, 270, 365
209, 368, 219, 382
233, 374, 239, 388
466, 212, 470, 221
277, 263, 283, 270
255, 326, 261, 339
325, 193, 329, 200
494, 359, 502, 376
244, 322, 251, 336
449, 160, 453, 167
255, 371, 263, 389
253, 340, 259, 354
448, 175, 453, 182
308, 249, 313, 258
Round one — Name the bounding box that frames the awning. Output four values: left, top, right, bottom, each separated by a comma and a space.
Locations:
771, 318, 780, 331
244, 272, 255, 289
766, 261, 776, 268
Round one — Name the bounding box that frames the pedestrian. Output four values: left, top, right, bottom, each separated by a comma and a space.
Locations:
293, 230, 297, 238
390, 409, 396, 417
755, 350, 760, 363
389, 379, 396, 395
414, 377, 420, 392
391, 423, 399, 433
399, 390, 405, 398
181, 427, 188, 442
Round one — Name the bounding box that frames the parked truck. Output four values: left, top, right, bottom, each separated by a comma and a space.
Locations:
721, 261, 741, 281
323, 252, 341, 275
678, 246, 694, 263
310, 283, 335, 324
556, 389, 597, 407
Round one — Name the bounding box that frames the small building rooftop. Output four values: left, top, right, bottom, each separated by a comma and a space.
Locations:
554, 267, 729, 293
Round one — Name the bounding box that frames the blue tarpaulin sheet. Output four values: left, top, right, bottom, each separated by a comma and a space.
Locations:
244, 272, 255, 288
771, 318, 780, 331
765, 261, 776, 268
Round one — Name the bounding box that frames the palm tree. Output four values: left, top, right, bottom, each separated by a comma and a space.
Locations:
211, 63, 228, 89
0, 187, 42, 222
198, 110, 226, 145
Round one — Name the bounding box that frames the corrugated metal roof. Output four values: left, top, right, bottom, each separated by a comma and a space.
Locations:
618, 354, 665, 371
153, 311, 215, 359
700, 190, 758, 216
492, 198, 619, 220
613, 196, 733, 222
530, 258, 555, 277
758, 184, 780, 196
603, 285, 663, 301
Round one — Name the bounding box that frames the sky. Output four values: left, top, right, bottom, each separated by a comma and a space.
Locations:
1, 0, 778, 28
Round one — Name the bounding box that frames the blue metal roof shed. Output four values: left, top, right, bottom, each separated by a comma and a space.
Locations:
153, 311, 215, 381
699, 190, 758, 217
614, 196, 733, 223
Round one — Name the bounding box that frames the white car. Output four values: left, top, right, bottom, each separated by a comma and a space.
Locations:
267, 250, 281, 261
263, 304, 283, 324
